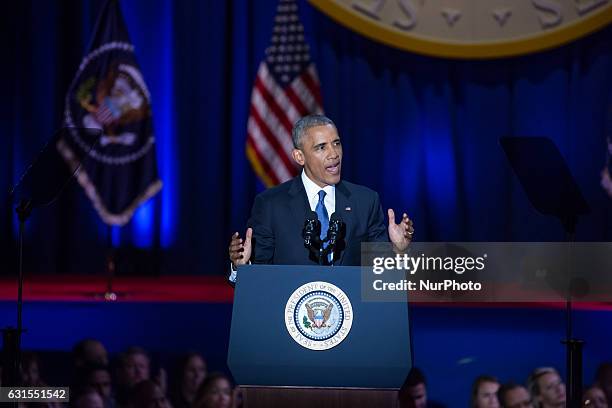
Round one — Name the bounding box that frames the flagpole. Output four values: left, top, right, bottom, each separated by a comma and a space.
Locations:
66, 0, 161, 301
105, 225, 117, 301
83, 0, 113, 54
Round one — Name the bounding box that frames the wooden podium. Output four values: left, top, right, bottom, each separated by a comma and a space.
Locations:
228, 265, 411, 407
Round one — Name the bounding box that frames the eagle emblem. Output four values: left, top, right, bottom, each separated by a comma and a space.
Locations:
285, 282, 353, 351
305, 302, 333, 329
77, 64, 150, 147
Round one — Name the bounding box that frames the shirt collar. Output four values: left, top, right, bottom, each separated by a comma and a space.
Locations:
301, 170, 335, 203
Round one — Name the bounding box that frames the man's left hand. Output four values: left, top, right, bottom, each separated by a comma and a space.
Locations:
387, 209, 414, 252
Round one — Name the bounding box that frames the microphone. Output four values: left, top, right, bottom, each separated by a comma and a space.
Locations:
302, 211, 321, 249
326, 212, 345, 247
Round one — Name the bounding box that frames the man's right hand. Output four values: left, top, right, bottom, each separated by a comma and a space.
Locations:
229, 228, 253, 268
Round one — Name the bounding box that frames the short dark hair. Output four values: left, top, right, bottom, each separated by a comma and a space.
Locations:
291, 114, 336, 148
404, 367, 426, 387
471, 375, 499, 407
119, 346, 150, 367
20, 351, 40, 369
398, 368, 427, 407
72, 338, 106, 353
497, 382, 528, 407
126, 346, 148, 357
72, 339, 96, 357
596, 362, 612, 381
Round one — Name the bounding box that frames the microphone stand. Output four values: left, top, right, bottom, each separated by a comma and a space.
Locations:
2, 127, 101, 390
319, 241, 329, 266
303, 216, 323, 264
303, 215, 344, 266
305, 235, 330, 266
1, 200, 31, 388
322, 241, 336, 266
321, 218, 343, 266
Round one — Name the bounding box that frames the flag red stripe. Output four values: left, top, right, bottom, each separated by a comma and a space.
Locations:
246, 137, 281, 185
255, 76, 294, 134
249, 105, 296, 175
257, 63, 300, 124
251, 87, 295, 154
284, 86, 309, 116
300, 69, 323, 107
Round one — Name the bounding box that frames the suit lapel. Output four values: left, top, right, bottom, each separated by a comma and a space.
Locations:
287, 176, 353, 265
288, 176, 311, 233
334, 181, 353, 265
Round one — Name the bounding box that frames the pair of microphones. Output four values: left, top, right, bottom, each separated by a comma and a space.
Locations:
302, 211, 345, 264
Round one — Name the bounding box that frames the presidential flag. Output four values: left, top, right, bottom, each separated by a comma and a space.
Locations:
246, 0, 324, 187
59, 0, 161, 225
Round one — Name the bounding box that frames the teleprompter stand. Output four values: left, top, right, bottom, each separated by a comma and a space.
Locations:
501, 137, 590, 407
3, 128, 100, 389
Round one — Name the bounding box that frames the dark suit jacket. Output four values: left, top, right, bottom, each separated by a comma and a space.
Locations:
247, 176, 388, 266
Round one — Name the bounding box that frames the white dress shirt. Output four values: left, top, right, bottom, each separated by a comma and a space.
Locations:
302, 170, 336, 263
301, 170, 335, 217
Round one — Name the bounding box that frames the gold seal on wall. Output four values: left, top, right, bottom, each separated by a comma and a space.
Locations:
308, 0, 612, 59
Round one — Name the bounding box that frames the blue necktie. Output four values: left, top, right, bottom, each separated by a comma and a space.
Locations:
316, 190, 334, 264
316, 190, 329, 243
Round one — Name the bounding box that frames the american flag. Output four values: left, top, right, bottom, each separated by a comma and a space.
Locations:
246, 0, 324, 187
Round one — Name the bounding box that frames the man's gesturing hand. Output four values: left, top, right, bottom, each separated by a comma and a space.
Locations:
387, 209, 414, 253
229, 228, 253, 267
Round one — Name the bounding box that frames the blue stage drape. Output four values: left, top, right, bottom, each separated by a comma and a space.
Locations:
2, 0, 612, 276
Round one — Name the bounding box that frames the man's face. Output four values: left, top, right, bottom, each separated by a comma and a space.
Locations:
292, 124, 342, 188
405, 383, 427, 408
89, 369, 112, 399
475, 381, 500, 408
85, 341, 108, 366
121, 353, 150, 386
503, 386, 534, 408
536, 373, 566, 407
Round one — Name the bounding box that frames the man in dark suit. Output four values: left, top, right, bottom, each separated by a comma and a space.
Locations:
229, 115, 413, 273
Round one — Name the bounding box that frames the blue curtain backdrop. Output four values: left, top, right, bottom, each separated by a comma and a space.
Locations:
2, 0, 612, 277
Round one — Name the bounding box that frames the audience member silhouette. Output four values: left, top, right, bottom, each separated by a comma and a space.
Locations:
498, 383, 534, 408
527, 367, 566, 408
169, 352, 207, 408
193, 372, 234, 408
472, 375, 501, 408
